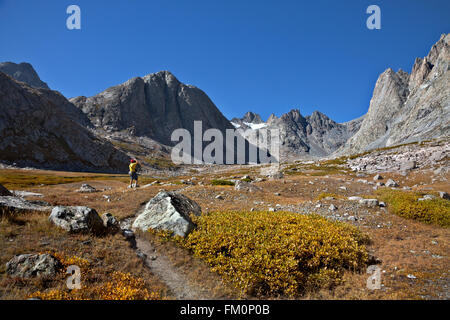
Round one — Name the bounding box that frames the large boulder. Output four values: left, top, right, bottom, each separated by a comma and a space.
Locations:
132, 191, 201, 237
6, 253, 62, 278
0, 183, 12, 196
49, 206, 105, 234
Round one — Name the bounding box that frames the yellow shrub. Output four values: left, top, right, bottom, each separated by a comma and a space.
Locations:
183, 211, 369, 297
29, 272, 160, 300
376, 189, 450, 227
30, 252, 161, 300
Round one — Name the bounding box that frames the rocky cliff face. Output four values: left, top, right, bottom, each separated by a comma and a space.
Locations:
70, 71, 234, 146
0, 72, 129, 172
233, 109, 362, 159
0, 62, 49, 89
339, 34, 449, 155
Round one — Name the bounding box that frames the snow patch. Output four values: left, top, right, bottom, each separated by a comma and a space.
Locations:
243, 122, 267, 130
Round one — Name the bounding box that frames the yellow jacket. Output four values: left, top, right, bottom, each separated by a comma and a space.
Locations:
129, 162, 138, 172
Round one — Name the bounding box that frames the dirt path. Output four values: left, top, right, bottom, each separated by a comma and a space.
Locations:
135, 236, 215, 300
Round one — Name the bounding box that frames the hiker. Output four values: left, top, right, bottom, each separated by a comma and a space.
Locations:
129, 159, 140, 188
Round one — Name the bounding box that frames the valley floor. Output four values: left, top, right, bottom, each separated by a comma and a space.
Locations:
0, 151, 449, 300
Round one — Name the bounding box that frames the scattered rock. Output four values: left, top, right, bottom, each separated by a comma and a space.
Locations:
400, 160, 416, 171
215, 195, 224, 200
101, 213, 120, 233
234, 180, 261, 192
0, 183, 12, 196
122, 229, 135, 240
49, 206, 105, 234
385, 179, 399, 187
373, 174, 383, 181
438, 191, 450, 200
359, 199, 379, 208
6, 254, 62, 278
132, 191, 201, 237
268, 171, 284, 180
348, 196, 363, 201
329, 204, 338, 211
367, 254, 382, 265
77, 184, 98, 193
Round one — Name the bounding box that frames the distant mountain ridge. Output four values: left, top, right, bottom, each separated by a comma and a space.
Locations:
0, 33, 447, 171
231, 109, 363, 159
235, 33, 449, 159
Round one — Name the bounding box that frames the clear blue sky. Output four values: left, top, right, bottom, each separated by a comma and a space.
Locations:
0, 0, 449, 122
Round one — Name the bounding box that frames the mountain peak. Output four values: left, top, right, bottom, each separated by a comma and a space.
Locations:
242, 111, 263, 124
0, 61, 49, 89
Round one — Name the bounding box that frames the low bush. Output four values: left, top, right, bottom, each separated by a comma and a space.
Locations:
182, 211, 369, 297
28, 252, 161, 300
376, 189, 450, 227
211, 179, 235, 186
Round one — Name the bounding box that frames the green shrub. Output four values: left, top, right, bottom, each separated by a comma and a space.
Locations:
211, 179, 235, 186
183, 211, 369, 297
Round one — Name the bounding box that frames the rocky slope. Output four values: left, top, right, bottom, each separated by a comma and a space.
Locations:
70, 71, 234, 147
0, 72, 129, 172
0, 62, 49, 89
338, 34, 450, 155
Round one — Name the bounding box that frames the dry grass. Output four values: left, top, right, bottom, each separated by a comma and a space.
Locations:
0, 209, 168, 300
